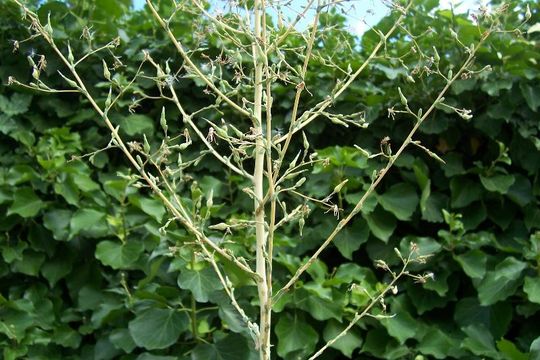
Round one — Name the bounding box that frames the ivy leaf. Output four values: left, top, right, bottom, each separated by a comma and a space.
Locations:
138, 197, 166, 222
0, 93, 32, 116
7, 188, 44, 218
477, 257, 526, 306
295, 288, 343, 321
128, 308, 188, 350
520, 83, 540, 111
275, 313, 318, 358
454, 298, 512, 340
417, 326, 465, 359
191, 333, 254, 360
43, 209, 71, 241
377, 183, 419, 221
450, 177, 482, 208
531, 337, 540, 359
496, 338, 528, 360
381, 296, 420, 344
117, 114, 154, 136
177, 267, 223, 303
334, 219, 369, 259
479, 174, 515, 194
462, 324, 499, 358
12, 250, 45, 276
523, 276, 540, 304
70, 208, 106, 236
95, 240, 144, 270
323, 320, 363, 358
41, 258, 72, 287
364, 206, 397, 242
454, 250, 487, 279
109, 328, 136, 353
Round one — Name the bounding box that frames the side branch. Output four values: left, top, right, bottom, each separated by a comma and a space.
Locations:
145, 0, 251, 118
274, 37, 486, 302
275, 1, 413, 144
12, 1, 258, 280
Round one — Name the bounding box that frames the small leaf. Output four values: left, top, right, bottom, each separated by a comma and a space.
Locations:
118, 114, 154, 136
95, 240, 144, 269
334, 219, 369, 259
137, 197, 166, 222
462, 324, 499, 358
323, 320, 363, 358
364, 207, 397, 242
479, 174, 515, 194
177, 267, 223, 303
70, 208, 105, 236
496, 338, 528, 360
275, 313, 318, 358
7, 188, 44, 218
523, 276, 540, 304
450, 177, 482, 208
477, 257, 526, 305
191, 333, 254, 360
128, 308, 188, 350
454, 250, 487, 279
377, 183, 419, 221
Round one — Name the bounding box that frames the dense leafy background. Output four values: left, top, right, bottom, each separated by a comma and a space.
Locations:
0, 0, 539, 359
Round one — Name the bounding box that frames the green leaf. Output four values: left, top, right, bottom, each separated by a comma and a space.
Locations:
118, 114, 154, 136
12, 250, 45, 276
323, 320, 362, 358
0, 93, 32, 116
450, 177, 482, 208
520, 83, 540, 111
43, 209, 71, 241
52, 325, 81, 348
95, 240, 144, 270
177, 267, 223, 303
462, 324, 499, 358
110, 328, 136, 353
479, 174, 515, 194
295, 288, 343, 321
477, 257, 526, 306
41, 258, 72, 287
364, 206, 396, 242
421, 193, 446, 223
7, 188, 44, 218
454, 298, 512, 340
417, 327, 464, 359
191, 333, 254, 360
71, 173, 100, 192
381, 296, 420, 344
454, 250, 487, 279
506, 175, 533, 207
334, 219, 369, 259
524, 276, 540, 304
136, 354, 178, 360
128, 308, 188, 350
275, 313, 318, 358
138, 197, 166, 222
496, 338, 528, 360
69, 208, 106, 236
530, 337, 540, 360
377, 183, 419, 221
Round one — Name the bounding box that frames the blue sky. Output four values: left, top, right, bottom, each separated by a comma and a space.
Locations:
132, 0, 479, 35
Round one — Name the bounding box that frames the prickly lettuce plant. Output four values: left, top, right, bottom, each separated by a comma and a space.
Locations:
4, 0, 526, 358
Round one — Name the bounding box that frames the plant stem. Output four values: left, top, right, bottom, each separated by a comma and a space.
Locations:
252, 1, 270, 359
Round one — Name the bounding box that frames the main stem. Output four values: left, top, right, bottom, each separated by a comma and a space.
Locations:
252, 1, 270, 359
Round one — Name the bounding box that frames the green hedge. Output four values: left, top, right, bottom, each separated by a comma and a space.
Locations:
0, 0, 539, 359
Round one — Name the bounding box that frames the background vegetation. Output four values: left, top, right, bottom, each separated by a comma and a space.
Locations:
0, 0, 539, 359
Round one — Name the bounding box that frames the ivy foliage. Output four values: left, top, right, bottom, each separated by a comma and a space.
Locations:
0, 0, 539, 359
